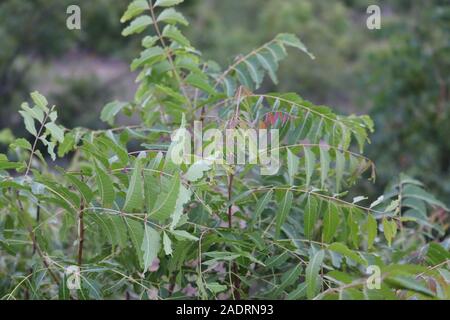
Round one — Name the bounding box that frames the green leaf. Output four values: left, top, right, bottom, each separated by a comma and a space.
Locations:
306, 250, 324, 299
64, 173, 93, 203
151, 174, 180, 221
386, 276, 434, 297
100, 101, 128, 126
319, 146, 330, 189
141, 225, 161, 272
328, 242, 367, 266
45, 122, 65, 143
123, 160, 144, 212
170, 230, 199, 241
170, 184, 192, 230
162, 25, 191, 47
122, 15, 153, 36
185, 160, 212, 182
273, 265, 302, 296
287, 283, 307, 300
157, 8, 188, 26
185, 74, 216, 95
206, 282, 227, 294
94, 163, 115, 208
19, 111, 37, 136
403, 184, 447, 209
121, 0, 149, 23
21, 102, 44, 123
131, 47, 165, 71
256, 52, 278, 84
335, 150, 345, 193
275, 190, 293, 238
155, 0, 184, 7
366, 214, 377, 249
426, 243, 450, 265
304, 196, 318, 240
163, 232, 173, 256
126, 218, 144, 268
253, 190, 273, 222
304, 146, 315, 186
0, 160, 22, 171
287, 149, 299, 185
275, 33, 315, 59
382, 217, 397, 247
30, 91, 49, 112
322, 203, 340, 243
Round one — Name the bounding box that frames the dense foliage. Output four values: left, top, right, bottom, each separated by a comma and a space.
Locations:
0, 0, 449, 300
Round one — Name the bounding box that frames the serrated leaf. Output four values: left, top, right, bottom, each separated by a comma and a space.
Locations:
19, 111, 37, 136
335, 150, 345, 193
94, 163, 115, 208
275, 190, 293, 238
163, 232, 173, 256
304, 146, 315, 186
254, 190, 273, 222
162, 25, 190, 47
126, 218, 144, 268
386, 276, 434, 297
366, 214, 377, 249
155, 0, 184, 7
256, 51, 278, 84
170, 184, 192, 229
185, 73, 216, 95
323, 203, 340, 243
170, 230, 199, 241
31, 91, 49, 112
151, 174, 180, 221
123, 160, 144, 212
157, 8, 188, 25
45, 122, 65, 143
185, 160, 212, 182
306, 250, 324, 299
276, 33, 315, 59
131, 47, 165, 71
304, 196, 318, 240
100, 101, 128, 126
142, 225, 160, 272
122, 15, 153, 36
287, 149, 299, 185
328, 242, 367, 266
382, 217, 397, 247
121, 0, 149, 23
319, 146, 330, 189
21, 102, 44, 123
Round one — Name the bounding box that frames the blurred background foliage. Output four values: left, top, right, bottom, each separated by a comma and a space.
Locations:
0, 0, 449, 204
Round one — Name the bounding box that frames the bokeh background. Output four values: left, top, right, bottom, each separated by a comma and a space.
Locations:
1, 0, 449, 204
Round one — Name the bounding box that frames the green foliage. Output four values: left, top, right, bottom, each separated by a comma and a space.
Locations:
0, 0, 448, 300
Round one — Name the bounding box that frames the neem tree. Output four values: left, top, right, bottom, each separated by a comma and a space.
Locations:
0, 0, 448, 300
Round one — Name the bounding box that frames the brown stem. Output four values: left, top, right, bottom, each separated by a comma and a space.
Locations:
15, 192, 59, 284
77, 200, 85, 266
227, 173, 241, 299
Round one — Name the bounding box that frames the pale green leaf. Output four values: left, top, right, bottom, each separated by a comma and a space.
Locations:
306, 250, 324, 299
141, 225, 161, 272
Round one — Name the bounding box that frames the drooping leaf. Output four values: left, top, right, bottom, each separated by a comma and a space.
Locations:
287, 149, 299, 185
275, 190, 293, 238
306, 250, 324, 299
123, 160, 144, 212
142, 225, 161, 272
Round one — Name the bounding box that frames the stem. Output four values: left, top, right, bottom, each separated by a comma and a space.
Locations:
25, 106, 53, 176
16, 192, 59, 284
148, 0, 192, 111
227, 173, 241, 299
77, 200, 85, 266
